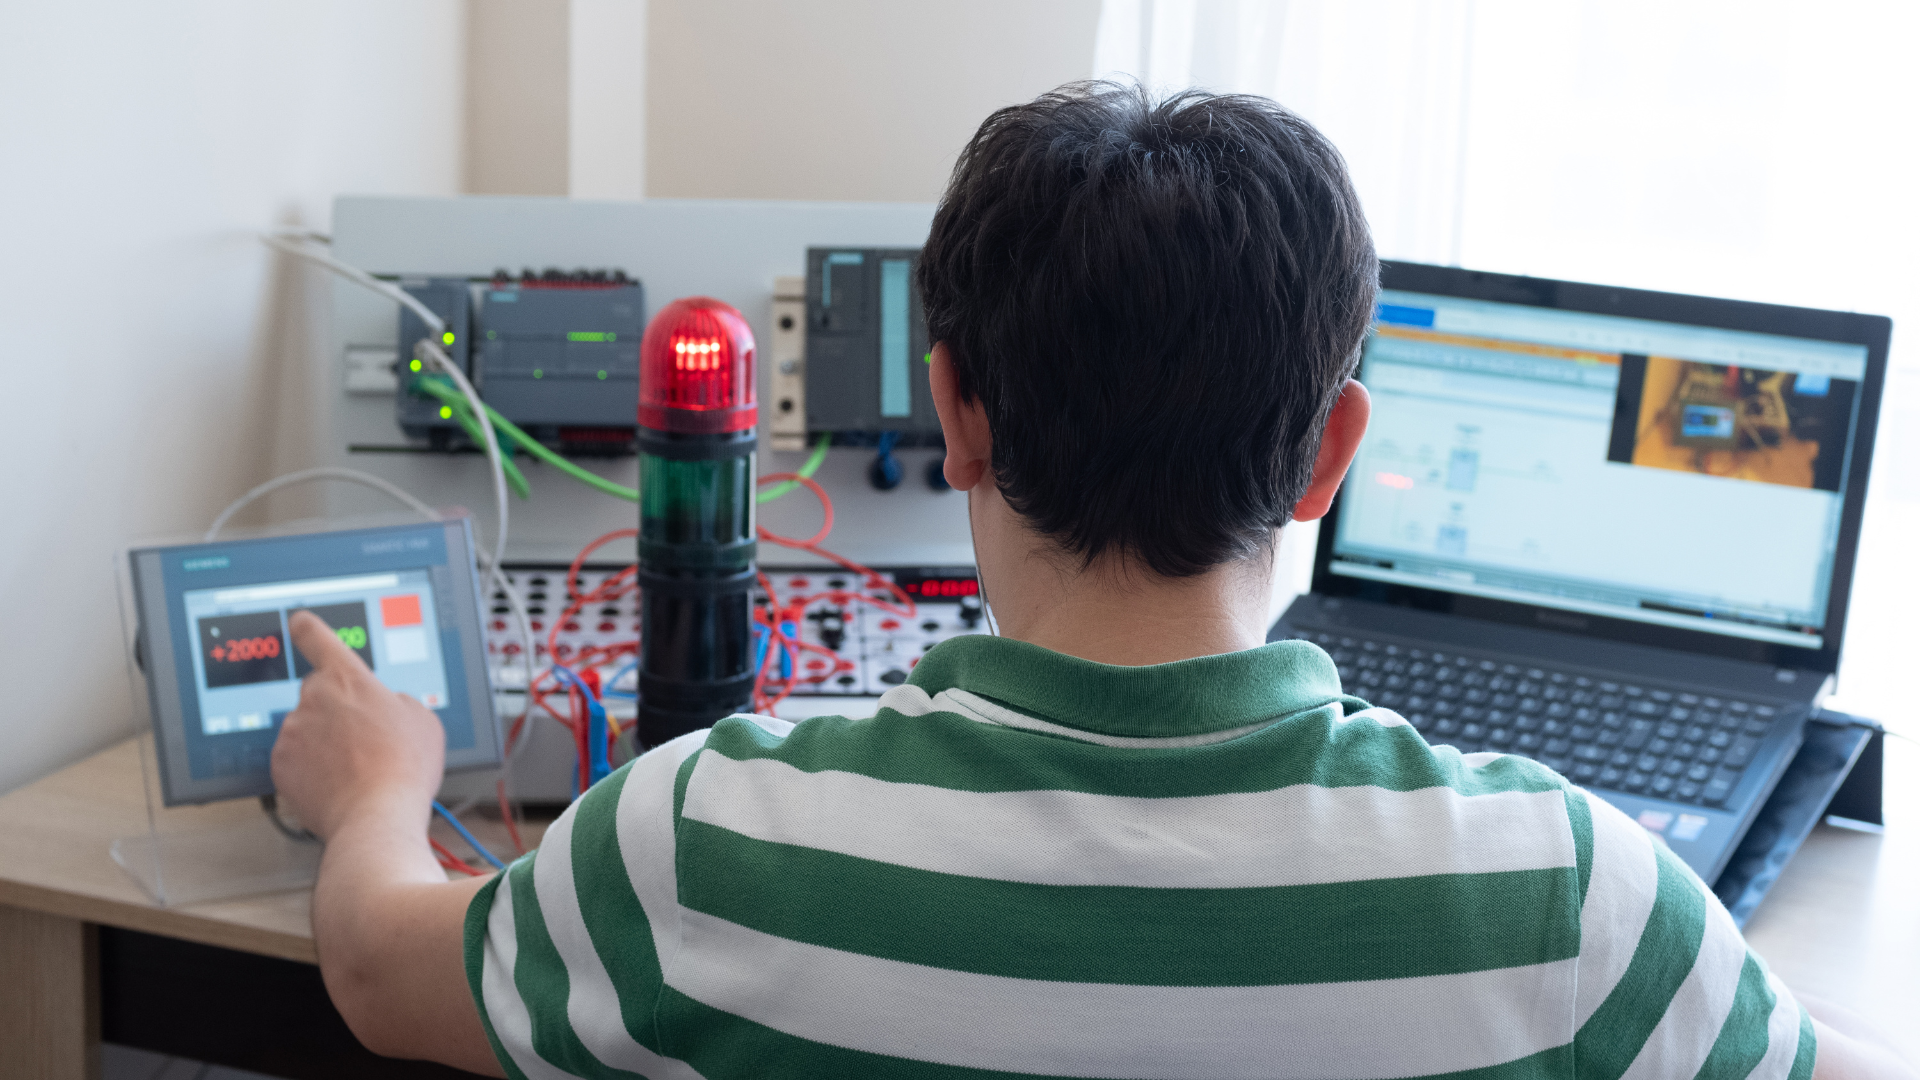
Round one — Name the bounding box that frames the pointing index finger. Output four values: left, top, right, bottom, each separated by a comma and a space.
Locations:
287, 609, 368, 675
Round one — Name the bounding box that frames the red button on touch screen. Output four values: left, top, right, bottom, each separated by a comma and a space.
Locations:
381, 594, 423, 627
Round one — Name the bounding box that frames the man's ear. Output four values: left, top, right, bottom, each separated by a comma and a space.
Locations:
1291, 379, 1372, 522
928, 342, 992, 491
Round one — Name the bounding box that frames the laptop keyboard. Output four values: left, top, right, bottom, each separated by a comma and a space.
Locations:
1282, 630, 1782, 807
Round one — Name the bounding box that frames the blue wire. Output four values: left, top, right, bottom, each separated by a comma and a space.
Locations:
547, 664, 590, 798
585, 696, 610, 785
547, 662, 587, 695
601, 660, 639, 700
432, 800, 506, 871
547, 663, 612, 787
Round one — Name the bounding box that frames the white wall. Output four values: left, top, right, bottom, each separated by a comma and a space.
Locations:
467, 0, 1107, 203
0, 1, 467, 795
647, 0, 1103, 201
0, 0, 1104, 794
465, 0, 651, 200
570, 0, 649, 200
467, 0, 570, 195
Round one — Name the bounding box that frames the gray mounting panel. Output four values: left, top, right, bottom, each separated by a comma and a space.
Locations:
325, 197, 970, 567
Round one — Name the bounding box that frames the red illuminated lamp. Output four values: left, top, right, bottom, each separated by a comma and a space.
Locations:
637, 297, 757, 434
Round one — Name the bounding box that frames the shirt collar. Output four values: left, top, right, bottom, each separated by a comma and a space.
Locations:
905, 634, 1359, 739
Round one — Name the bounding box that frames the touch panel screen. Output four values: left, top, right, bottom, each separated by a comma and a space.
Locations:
131, 520, 500, 805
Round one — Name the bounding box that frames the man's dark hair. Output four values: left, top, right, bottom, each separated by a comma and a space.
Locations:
919, 81, 1378, 577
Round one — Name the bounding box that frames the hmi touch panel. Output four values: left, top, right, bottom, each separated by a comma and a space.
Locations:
130, 520, 501, 805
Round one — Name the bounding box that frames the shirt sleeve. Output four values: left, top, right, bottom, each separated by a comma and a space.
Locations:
464, 729, 711, 1080
1570, 788, 1816, 1080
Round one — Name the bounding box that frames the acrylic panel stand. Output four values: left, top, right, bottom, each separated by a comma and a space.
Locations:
110, 539, 325, 907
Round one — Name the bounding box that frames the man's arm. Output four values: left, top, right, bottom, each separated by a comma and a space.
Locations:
271, 610, 506, 1077
1807, 996, 1919, 1080
1572, 788, 1914, 1080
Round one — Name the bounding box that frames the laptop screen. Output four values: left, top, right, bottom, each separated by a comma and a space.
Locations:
1328, 287, 1872, 651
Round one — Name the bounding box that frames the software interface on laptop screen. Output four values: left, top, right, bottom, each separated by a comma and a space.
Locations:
1330, 290, 1871, 650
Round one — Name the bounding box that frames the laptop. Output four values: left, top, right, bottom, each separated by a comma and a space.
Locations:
1271, 261, 1891, 882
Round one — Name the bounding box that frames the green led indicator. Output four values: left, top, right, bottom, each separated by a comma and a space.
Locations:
409, 358, 422, 372
442, 331, 455, 345
438, 406, 453, 419
924, 352, 933, 364
487, 330, 496, 340
597, 370, 608, 380
532, 369, 543, 379
568, 331, 615, 343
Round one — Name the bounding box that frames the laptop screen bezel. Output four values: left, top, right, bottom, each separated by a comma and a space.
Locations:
1311, 260, 1891, 674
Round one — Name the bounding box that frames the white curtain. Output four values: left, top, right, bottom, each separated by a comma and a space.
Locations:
1094, 0, 1476, 266
1097, 0, 1920, 728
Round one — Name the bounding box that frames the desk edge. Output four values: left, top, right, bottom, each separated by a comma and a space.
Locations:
0, 879, 318, 965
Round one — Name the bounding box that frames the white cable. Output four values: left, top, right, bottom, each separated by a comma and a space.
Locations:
261, 234, 445, 336
258, 232, 533, 746
265, 226, 332, 245
416, 338, 508, 577
204, 466, 439, 542
491, 565, 538, 762
260, 230, 505, 576
203, 464, 537, 759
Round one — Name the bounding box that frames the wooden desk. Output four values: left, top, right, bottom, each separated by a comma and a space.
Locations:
1743, 731, 1920, 1062
2, 735, 1915, 1078
0, 738, 541, 1079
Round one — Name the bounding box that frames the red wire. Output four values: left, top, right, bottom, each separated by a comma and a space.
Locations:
496, 777, 526, 855
566, 528, 639, 602
744, 471, 934, 709
505, 467, 918, 782
570, 678, 589, 792
548, 565, 639, 662
431, 836, 485, 876
755, 473, 834, 547
764, 537, 917, 617
754, 472, 910, 614
750, 596, 790, 713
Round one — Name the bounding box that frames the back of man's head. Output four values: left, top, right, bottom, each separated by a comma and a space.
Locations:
919, 81, 1378, 578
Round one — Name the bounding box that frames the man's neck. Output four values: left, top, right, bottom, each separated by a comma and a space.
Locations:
971, 491, 1277, 667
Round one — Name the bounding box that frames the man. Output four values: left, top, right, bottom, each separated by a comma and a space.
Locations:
273, 82, 1915, 1079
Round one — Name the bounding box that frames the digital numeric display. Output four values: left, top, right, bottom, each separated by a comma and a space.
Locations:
892, 572, 979, 599
291, 600, 375, 677
196, 610, 290, 688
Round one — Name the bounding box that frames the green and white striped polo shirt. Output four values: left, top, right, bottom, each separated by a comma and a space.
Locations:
465, 634, 1814, 1080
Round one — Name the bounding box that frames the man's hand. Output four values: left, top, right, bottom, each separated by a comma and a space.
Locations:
269, 609, 505, 1075
271, 609, 445, 839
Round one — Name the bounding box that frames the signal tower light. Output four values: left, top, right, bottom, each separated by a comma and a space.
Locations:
635, 297, 758, 746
